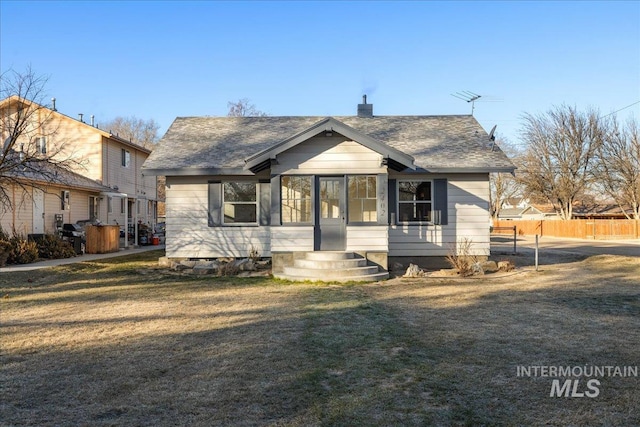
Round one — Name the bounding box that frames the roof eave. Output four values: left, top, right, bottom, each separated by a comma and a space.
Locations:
411, 166, 516, 174
142, 167, 253, 176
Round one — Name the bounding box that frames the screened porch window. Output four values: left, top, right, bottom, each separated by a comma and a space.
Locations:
348, 175, 377, 222
281, 176, 312, 223
398, 181, 432, 222
223, 182, 257, 224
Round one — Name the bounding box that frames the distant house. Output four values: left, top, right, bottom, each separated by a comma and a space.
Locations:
572, 203, 635, 220
142, 99, 515, 281
0, 96, 158, 240
497, 198, 560, 220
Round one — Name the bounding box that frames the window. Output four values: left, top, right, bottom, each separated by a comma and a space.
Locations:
107, 196, 113, 214
223, 182, 257, 224
36, 137, 47, 154
120, 198, 126, 214
61, 190, 70, 210
89, 196, 98, 220
281, 176, 312, 223
348, 175, 377, 222
137, 200, 142, 215
121, 149, 130, 167
398, 181, 432, 222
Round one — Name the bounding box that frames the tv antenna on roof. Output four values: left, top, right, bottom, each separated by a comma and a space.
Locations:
451, 91, 482, 115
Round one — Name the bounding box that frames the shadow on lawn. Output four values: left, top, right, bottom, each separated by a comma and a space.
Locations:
1, 257, 639, 426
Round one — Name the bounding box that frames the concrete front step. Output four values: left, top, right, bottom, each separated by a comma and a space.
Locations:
283, 265, 380, 279
275, 251, 388, 283
274, 271, 389, 283
294, 258, 367, 269
304, 251, 354, 261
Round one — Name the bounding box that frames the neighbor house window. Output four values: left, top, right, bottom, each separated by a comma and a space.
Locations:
348, 175, 377, 222
398, 181, 432, 222
89, 196, 99, 221
61, 190, 70, 210
36, 137, 47, 154
107, 196, 113, 214
121, 149, 130, 167
223, 182, 257, 224
281, 176, 312, 223
120, 198, 126, 214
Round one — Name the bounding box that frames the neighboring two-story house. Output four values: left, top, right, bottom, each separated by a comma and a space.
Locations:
0, 96, 157, 242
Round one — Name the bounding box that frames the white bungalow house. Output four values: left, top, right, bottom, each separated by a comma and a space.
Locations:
142, 99, 515, 281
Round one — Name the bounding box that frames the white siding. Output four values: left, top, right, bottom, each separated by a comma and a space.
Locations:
274, 135, 385, 175
166, 178, 270, 258
271, 226, 314, 252
346, 226, 388, 252
389, 174, 491, 256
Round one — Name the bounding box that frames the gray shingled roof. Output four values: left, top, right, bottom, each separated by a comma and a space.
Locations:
6, 159, 114, 192
143, 115, 515, 174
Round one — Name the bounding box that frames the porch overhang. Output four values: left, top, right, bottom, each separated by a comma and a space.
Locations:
243, 117, 416, 173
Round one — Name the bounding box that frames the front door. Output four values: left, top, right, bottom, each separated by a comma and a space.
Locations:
32, 188, 44, 234
316, 176, 345, 251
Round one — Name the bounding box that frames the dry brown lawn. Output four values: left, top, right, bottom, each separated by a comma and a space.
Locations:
1, 251, 638, 426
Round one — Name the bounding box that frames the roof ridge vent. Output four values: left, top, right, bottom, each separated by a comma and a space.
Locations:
357, 94, 373, 118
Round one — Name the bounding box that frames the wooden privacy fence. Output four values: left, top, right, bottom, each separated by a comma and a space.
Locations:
492, 219, 639, 240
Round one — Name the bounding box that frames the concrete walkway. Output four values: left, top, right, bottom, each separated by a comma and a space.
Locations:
0, 245, 165, 272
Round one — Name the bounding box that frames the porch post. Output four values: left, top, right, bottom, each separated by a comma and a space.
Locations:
270, 175, 281, 226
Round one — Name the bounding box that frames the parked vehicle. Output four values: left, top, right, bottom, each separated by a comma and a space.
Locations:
155, 222, 166, 234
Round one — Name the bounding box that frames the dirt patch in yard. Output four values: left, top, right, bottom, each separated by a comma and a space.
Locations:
1, 252, 638, 426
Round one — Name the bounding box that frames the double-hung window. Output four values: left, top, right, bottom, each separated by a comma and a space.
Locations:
398, 181, 432, 223
36, 137, 47, 155
121, 149, 130, 167
281, 176, 312, 223
223, 182, 257, 224
348, 175, 377, 222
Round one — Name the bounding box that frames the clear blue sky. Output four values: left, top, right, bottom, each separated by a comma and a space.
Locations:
2, 1, 639, 145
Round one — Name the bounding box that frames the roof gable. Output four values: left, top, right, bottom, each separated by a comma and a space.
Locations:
244, 117, 415, 173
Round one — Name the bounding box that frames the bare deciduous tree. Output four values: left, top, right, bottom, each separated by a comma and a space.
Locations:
0, 66, 82, 211
100, 116, 162, 206
489, 136, 522, 218
101, 116, 160, 150
227, 98, 267, 117
518, 105, 603, 220
595, 116, 640, 219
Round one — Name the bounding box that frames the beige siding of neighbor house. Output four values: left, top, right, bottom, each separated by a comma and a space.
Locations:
0, 184, 96, 235
48, 118, 104, 181
165, 176, 270, 258
389, 173, 491, 256
0, 186, 32, 235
